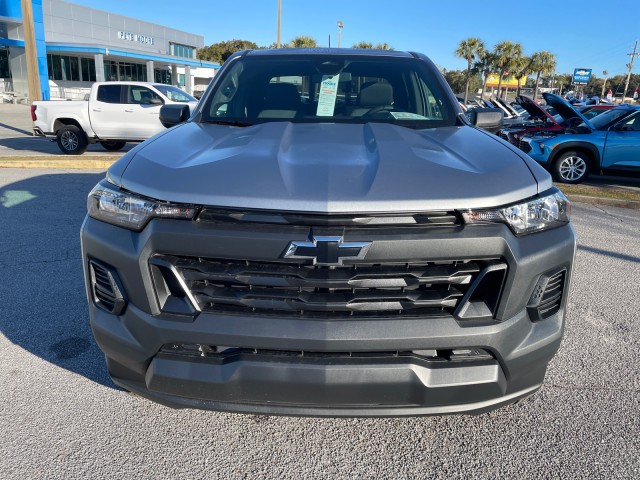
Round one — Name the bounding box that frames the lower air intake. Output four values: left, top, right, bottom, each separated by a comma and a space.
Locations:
89, 259, 127, 315
527, 269, 566, 321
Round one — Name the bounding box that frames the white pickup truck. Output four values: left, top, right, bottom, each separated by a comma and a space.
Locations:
32, 81, 198, 154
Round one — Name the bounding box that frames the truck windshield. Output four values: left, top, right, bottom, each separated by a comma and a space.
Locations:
200, 54, 456, 128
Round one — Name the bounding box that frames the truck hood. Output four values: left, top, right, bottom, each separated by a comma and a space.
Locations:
115, 122, 541, 212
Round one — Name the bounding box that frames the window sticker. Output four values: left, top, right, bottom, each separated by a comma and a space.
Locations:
316, 74, 340, 116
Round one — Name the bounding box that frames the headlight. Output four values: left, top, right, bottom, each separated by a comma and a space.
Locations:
87, 180, 197, 230
462, 190, 571, 235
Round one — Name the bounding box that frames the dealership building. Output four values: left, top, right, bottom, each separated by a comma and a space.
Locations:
0, 0, 220, 101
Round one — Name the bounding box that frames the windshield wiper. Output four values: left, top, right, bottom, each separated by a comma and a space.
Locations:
201, 119, 253, 127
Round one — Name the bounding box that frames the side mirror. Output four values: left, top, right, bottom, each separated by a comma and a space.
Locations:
160, 104, 190, 128
468, 108, 504, 134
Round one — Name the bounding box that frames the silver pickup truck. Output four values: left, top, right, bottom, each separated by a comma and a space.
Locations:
32, 81, 197, 154
81, 49, 576, 417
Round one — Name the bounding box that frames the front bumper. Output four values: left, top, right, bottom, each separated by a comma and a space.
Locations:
81, 215, 576, 417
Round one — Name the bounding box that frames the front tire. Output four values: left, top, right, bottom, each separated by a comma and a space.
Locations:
56, 125, 88, 155
100, 140, 126, 151
551, 151, 591, 184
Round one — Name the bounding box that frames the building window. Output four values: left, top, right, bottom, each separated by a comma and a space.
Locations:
81, 58, 96, 82
0, 49, 10, 78
154, 68, 171, 84
47, 54, 80, 81
170, 43, 195, 59
104, 61, 146, 82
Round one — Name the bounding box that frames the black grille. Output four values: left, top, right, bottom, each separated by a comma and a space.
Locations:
498, 131, 509, 142
528, 269, 566, 321
518, 138, 532, 153
151, 255, 506, 319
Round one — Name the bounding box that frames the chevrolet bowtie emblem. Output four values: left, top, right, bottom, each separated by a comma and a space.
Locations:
283, 236, 372, 266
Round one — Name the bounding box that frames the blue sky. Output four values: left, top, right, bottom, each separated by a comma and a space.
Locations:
70, 0, 640, 77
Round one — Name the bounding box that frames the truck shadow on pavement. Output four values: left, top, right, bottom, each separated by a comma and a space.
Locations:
0, 135, 133, 155
0, 121, 34, 136
577, 245, 640, 264
0, 171, 118, 389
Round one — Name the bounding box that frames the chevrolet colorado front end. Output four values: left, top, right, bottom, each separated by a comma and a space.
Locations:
81, 49, 576, 416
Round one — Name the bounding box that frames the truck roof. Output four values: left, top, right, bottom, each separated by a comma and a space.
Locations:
245, 48, 414, 58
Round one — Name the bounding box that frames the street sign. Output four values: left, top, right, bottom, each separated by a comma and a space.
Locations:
573, 68, 592, 85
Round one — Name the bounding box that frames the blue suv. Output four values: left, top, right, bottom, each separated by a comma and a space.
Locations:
520, 94, 640, 183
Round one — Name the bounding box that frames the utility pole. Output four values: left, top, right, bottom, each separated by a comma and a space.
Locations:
622, 40, 638, 103
601, 70, 608, 98
276, 0, 281, 48
21, 0, 42, 102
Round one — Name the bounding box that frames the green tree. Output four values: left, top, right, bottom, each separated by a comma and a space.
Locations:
352, 41, 374, 49
513, 55, 533, 97
473, 51, 495, 99
492, 41, 524, 99
455, 37, 486, 104
352, 41, 394, 50
197, 39, 259, 64
530, 51, 557, 100
286, 35, 318, 48
444, 69, 482, 97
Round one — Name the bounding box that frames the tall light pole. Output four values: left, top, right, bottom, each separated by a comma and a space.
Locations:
276, 0, 282, 48
337, 21, 343, 48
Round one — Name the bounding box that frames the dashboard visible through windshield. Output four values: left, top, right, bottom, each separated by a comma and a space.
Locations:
200, 54, 457, 129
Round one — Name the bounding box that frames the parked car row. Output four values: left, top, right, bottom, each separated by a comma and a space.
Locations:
491, 94, 640, 184
519, 96, 640, 183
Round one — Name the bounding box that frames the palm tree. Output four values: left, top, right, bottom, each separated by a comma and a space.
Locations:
455, 37, 486, 104
473, 51, 494, 99
287, 36, 318, 48
530, 51, 557, 101
374, 42, 394, 50
492, 41, 524, 99
514, 55, 533, 97
352, 41, 374, 49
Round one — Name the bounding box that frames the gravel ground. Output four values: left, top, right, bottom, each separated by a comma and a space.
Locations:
0, 168, 638, 479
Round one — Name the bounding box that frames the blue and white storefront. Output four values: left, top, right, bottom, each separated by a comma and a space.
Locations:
0, 0, 219, 101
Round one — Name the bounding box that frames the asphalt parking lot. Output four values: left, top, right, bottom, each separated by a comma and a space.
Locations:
0, 168, 638, 479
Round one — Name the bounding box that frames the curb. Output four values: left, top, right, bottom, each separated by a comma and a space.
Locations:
566, 194, 640, 210
0, 156, 117, 169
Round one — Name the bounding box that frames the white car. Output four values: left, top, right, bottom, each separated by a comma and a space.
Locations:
32, 82, 198, 154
